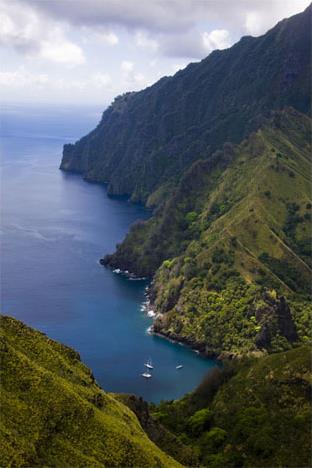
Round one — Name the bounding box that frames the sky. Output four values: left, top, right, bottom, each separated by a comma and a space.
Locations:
0, 0, 310, 107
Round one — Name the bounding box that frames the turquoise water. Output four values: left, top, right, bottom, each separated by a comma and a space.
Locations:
1, 105, 219, 402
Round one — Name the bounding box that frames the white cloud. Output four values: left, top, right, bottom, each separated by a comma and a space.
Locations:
18, 0, 311, 38
244, 0, 311, 36
202, 29, 231, 53
40, 29, 85, 65
101, 31, 119, 45
92, 72, 112, 88
0, 0, 310, 104
120, 60, 148, 88
0, 0, 41, 51
0, 0, 85, 66
121, 60, 134, 73
1, 0, 310, 65
133, 72, 145, 84
245, 11, 275, 36
0, 67, 112, 91
160, 32, 203, 59
160, 28, 232, 60
19, 0, 198, 33
91, 30, 119, 45
135, 31, 158, 52
0, 68, 49, 87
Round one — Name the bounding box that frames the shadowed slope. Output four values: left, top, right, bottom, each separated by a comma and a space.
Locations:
61, 6, 311, 204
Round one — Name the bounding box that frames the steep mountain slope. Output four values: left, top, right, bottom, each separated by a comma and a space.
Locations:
105, 109, 311, 355
150, 109, 312, 355
60, 6, 311, 204
60, 6, 311, 358
0, 316, 180, 467
2, 318, 310, 468
152, 346, 312, 467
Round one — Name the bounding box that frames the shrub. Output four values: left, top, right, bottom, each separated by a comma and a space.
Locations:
233, 407, 267, 441
185, 211, 198, 225
163, 259, 174, 268
200, 427, 227, 451
187, 408, 212, 435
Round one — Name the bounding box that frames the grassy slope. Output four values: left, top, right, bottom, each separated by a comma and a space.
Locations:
152, 346, 312, 467
0, 315, 180, 467
149, 109, 311, 355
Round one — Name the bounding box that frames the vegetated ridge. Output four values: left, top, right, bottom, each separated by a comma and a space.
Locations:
2, 315, 310, 467
106, 109, 312, 356
151, 345, 312, 467
0, 315, 181, 467
60, 5, 311, 205
61, 6, 311, 358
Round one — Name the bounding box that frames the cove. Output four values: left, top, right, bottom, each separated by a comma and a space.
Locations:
1, 104, 219, 403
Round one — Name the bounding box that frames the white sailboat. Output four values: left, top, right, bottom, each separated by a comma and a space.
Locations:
144, 358, 154, 370
176, 364, 183, 369
141, 358, 153, 378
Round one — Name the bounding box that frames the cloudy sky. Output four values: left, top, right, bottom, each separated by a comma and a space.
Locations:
0, 0, 309, 106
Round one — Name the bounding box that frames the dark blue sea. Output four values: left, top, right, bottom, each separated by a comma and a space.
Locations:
1, 104, 218, 402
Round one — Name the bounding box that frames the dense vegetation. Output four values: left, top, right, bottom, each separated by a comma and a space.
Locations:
61, 6, 311, 204
3, 6, 311, 466
61, 7, 311, 359
3, 316, 310, 467
105, 109, 311, 356
2, 316, 311, 467
0, 316, 180, 467
151, 346, 312, 467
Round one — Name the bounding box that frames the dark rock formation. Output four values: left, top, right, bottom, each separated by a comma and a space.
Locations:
255, 295, 298, 349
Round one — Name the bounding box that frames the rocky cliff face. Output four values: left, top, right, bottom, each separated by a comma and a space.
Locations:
60, 5, 311, 204
255, 295, 298, 349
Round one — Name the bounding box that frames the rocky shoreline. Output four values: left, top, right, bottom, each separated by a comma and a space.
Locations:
100, 259, 147, 281
140, 286, 221, 360
141, 288, 268, 361
152, 326, 220, 359
101, 262, 267, 361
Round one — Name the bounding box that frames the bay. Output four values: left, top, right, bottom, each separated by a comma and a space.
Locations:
1, 104, 219, 402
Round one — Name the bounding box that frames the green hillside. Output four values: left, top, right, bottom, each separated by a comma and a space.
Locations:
60, 6, 311, 204
152, 346, 312, 467
152, 109, 311, 355
105, 109, 311, 356
2, 316, 310, 468
0, 315, 180, 467
61, 5, 311, 359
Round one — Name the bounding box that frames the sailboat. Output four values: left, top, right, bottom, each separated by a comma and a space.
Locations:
176, 364, 183, 369
144, 358, 154, 370
141, 358, 153, 378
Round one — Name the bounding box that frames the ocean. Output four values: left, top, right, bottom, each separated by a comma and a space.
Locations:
1, 104, 218, 402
